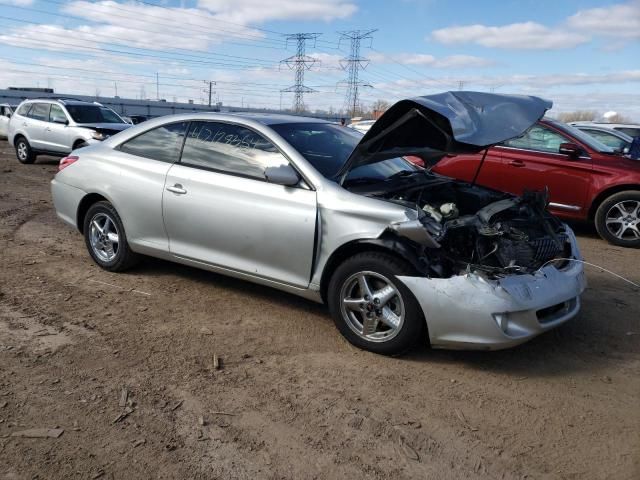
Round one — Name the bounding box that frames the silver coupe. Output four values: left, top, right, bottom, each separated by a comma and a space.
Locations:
51, 92, 586, 355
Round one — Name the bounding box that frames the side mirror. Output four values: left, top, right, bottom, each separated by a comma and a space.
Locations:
264, 164, 300, 186
6, 112, 11, 118
559, 142, 581, 158
52, 117, 68, 125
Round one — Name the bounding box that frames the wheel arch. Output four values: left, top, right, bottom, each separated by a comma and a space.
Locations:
13, 133, 27, 147
588, 184, 640, 220
76, 193, 110, 234
319, 234, 427, 303
72, 138, 87, 150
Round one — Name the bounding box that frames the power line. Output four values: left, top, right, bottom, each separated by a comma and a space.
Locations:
280, 33, 321, 113
338, 29, 377, 117
39, 0, 287, 48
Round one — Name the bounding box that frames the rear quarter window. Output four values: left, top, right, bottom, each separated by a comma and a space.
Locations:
118, 122, 189, 163
16, 103, 32, 116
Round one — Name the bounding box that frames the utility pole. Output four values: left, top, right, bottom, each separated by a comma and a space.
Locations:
156, 72, 159, 100
280, 33, 321, 113
205, 80, 216, 107
458, 80, 465, 90
114, 81, 118, 97
338, 30, 376, 118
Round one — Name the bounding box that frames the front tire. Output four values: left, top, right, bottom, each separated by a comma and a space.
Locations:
595, 191, 640, 248
83, 201, 139, 271
15, 137, 36, 164
327, 251, 426, 356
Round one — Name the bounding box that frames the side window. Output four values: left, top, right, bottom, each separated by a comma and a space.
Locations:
503, 125, 567, 154
180, 121, 288, 179
16, 103, 32, 116
581, 129, 626, 150
49, 104, 68, 124
119, 122, 188, 163
26, 103, 50, 122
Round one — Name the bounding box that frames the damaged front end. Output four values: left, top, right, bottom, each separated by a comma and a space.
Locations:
387, 182, 572, 278
380, 181, 585, 350
337, 91, 585, 349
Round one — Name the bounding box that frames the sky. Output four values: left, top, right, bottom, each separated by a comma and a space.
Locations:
0, 0, 638, 119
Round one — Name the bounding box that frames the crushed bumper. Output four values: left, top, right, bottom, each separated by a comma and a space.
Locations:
398, 228, 586, 350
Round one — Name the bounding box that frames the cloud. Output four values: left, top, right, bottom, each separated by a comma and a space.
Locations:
196, 0, 357, 23
372, 71, 640, 96
370, 52, 495, 68
431, 22, 588, 49
0, 0, 34, 5
430, 2, 640, 50
567, 1, 640, 39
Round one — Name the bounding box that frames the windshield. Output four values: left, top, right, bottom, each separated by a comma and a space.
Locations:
66, 105, 124, 124
547, 119, 616, 154
270, 122, 416, 183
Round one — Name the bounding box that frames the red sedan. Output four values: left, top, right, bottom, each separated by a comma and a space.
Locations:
430, 118, 640, 247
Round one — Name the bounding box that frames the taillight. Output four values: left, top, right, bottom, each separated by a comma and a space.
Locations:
58, 155, 79, 171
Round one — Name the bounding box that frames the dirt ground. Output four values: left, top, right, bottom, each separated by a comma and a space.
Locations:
0, 140, 638, 480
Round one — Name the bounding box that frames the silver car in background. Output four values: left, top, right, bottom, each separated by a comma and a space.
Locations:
51, 92, 586, 355
0, 103, 16, 139
8, 98, 131, 164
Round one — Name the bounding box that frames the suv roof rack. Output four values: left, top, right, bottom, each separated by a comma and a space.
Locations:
29, 97, 87, 104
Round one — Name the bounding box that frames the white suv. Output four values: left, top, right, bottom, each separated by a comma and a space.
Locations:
8, 98, 132, 164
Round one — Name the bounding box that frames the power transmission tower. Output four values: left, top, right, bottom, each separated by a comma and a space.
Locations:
280, 33, 321, 113
338, 29, 377, 118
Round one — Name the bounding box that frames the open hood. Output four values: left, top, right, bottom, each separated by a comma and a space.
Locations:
336, 91, 552, 184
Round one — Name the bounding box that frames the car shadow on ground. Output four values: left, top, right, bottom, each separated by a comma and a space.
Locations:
129, 256, 329, 317
126, 255, 636, 378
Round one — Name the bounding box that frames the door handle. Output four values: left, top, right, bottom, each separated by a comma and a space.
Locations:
45, 127, 51, 132
166, 184, 187, 195
509, 160, 525, 167
22, 122, 28, 127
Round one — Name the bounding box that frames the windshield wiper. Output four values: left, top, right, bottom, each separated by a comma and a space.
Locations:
342, 177, 383, 186
385, 170, 423, 181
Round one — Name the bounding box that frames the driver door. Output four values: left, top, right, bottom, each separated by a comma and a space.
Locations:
162, 120, 317, 288
44, 104, 71, 153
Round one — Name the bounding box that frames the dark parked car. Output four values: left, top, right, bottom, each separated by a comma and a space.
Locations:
431, 119, 640, 247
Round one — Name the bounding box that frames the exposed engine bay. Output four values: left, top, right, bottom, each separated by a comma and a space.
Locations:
368, 177, 571, 279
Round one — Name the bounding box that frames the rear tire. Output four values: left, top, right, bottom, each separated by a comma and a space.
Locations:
83, 201, 139, 271
15, 137, 36, 164
595, 191, 640, 248
327, 251, 426, 356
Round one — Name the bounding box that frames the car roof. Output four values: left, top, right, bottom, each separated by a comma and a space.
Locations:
572, 125, 633, 140
569, 121, 640, 128
22, 98, 101, 107
226, 112, 330, 125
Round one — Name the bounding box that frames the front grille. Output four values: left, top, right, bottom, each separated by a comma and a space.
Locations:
531, 234, 567, 262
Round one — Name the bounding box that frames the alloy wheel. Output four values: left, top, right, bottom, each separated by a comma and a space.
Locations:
17, 142, 27, 161
339, 271, 405, 343
605, 200, 640, 240
89, 212, 120, 262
